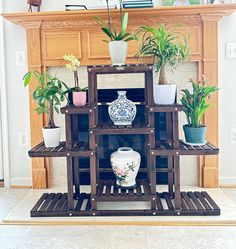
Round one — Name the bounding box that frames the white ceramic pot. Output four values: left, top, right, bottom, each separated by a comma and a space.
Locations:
42, 127, 61, 147
153, 84, 177, 105
109, 41, 128, 66
110, 147, 141, 188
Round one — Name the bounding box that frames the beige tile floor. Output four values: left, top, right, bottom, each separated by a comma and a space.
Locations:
0, 187, 236, 248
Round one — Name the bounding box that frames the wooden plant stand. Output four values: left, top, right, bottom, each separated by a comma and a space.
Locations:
29, 65, 220, 217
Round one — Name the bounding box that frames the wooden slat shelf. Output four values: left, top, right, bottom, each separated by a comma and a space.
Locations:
95, 179, 152, 202
149, 104, 183, 113
61, 105, 93, 114
88, 64, 153, 74
91, 123, 154, 135
28, 141, 93, 158
30, 190, 220, 217
151, 140, 219, 156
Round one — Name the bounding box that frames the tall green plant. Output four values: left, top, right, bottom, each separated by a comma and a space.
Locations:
23, 71, 68, 128
180, 79, 218, 128
95, 0, 135, 42
137, 24, 189, 85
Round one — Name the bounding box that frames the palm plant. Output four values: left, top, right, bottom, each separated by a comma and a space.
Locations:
181, 79, 218, 128
95, 0, 135, 42
137, 24, 189, 85
23, 71, 68, 128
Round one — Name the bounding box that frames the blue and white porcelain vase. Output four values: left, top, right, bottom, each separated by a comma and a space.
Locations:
108, 91, 136, 126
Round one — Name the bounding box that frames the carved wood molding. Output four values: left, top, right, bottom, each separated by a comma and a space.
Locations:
2, 5, 236, 188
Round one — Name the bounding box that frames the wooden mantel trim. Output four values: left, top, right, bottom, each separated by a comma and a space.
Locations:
2, 4, 236, 25
3, 4, 236, 189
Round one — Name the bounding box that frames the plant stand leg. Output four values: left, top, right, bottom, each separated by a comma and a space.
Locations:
73, 157, 80, 199
90, 152, 97, 210
174, 155, 181, 210
150, 152, 156, 210
168, 156, 174, 198
67, 156, 74, 211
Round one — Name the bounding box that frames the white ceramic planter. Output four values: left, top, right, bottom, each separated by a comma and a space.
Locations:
42, 127, 61, 147
109, 41, 128, 66
110, 147, 141, 188
153, 84, 177, 105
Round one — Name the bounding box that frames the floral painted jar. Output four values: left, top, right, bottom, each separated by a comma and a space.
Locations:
110, 147, 141, 188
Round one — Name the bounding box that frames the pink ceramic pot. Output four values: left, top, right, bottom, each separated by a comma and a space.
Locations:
73, 91, 87, 107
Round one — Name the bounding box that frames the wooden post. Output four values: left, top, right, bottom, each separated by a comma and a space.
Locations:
201, 14, 220, 188
26, 21, 49, 189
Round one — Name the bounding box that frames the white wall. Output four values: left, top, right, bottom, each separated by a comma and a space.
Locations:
2, 0, 236, 186
219, 13, 236, 185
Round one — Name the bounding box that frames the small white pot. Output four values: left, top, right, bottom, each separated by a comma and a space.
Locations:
110, 147, 141, 188
109, 41, 128, 66
153, 84, 177, 105
42, 127, 61, 148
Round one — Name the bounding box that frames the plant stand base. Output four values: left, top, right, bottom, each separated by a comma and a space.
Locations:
31, 191, 220, 217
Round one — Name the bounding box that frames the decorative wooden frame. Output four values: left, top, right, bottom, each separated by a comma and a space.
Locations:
3, 4, 236, 188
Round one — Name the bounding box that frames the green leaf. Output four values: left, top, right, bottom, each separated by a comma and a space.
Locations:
23, 72, 31, 87
121, 12, 128, 35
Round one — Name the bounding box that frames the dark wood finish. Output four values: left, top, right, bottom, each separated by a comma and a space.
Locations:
61, 105, 93, 114
28, 64, 220, 217
149, 104, 183, 113
151, 141, 219, 156
88, 64, 153, 74
91, 124, 154, 135
28, 141, 93, 157
96, 179, 152, 201
31, 191, 220, 217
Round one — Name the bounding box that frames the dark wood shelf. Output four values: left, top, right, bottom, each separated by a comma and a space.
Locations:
151, 140, 219, 156
95, 179, 152, 202
91, 123, 154, 135
61, 105, 93, 114
149, 104, 183, 113
28, 141, 93, 158
31, 191, 220, 217
88, 64, 153, 74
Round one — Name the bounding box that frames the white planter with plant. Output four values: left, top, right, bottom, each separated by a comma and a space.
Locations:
138, 24, 189, 105
96, 0, 136, 66
181, 79, 218, 145
63, 54, 88, 107
23, 71, 68, 147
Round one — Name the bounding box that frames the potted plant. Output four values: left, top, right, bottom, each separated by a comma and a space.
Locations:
63, 54, 88, 107
137, 24, 189, 105
23, 71, 68, 147
96, 0, 136, 66
181, 78, 218, 145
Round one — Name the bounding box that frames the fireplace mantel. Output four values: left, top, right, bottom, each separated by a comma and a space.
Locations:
3, 4, 236, 188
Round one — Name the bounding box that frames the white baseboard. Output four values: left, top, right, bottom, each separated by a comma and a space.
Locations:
220, 177, 236, 186
10, 178, 32, 187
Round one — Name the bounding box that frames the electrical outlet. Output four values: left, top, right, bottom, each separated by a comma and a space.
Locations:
230, 128, 236, 145
15, 51, 26, 66
18, 132, 29, 147
226, 42, 236, 59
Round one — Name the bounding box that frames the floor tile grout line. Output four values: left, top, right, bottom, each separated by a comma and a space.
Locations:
0, 190, 30, 223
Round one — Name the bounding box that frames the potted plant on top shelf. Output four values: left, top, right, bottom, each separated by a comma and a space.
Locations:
95, 0, 136, 66
181, 78, 218, 145
63, 54, 88, 107
137, 24, 190, 105
23, 71, 68, 147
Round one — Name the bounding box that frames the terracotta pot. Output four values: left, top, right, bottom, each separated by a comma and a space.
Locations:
28, 0, 42, 6
73, 91, 87, 107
